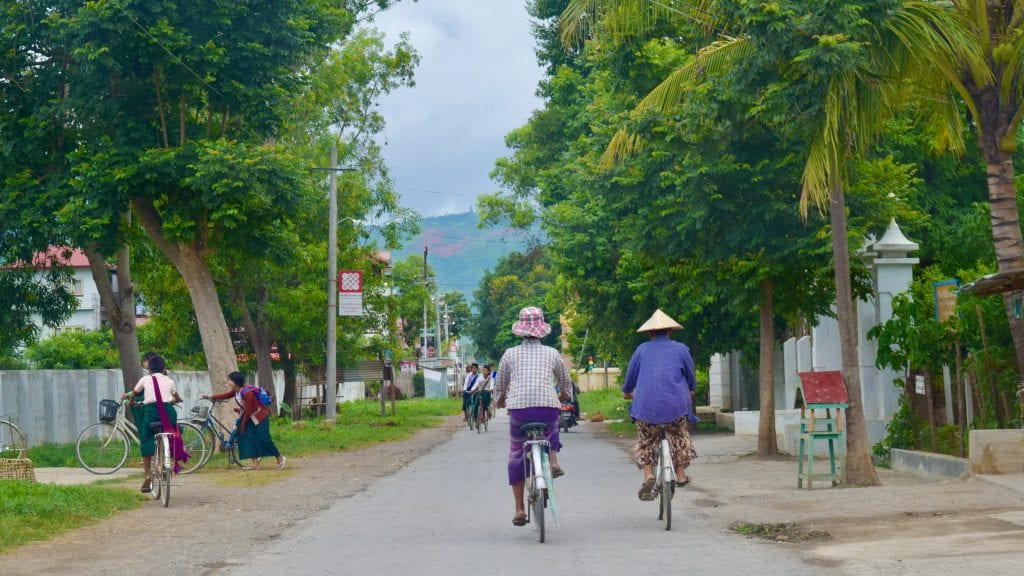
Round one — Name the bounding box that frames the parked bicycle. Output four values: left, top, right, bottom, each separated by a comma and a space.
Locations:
75, 399, 206, 475
187, 398, 252, 470
0, 416, 27, 459
648, 424, 679, 531
521, 421, 558, 543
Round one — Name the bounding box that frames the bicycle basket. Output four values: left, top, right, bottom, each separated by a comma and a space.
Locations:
98, 399, 119, 423
190, 405, 210, 420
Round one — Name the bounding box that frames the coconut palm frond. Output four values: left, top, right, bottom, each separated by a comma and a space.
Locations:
633, 35, 748, 114
560, 0, 682, 48
800, 134, 834, 218
599, 128, 645, 171
999, 29, 1024, 105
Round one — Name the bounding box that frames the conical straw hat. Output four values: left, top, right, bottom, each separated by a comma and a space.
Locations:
636, 309, 683, 333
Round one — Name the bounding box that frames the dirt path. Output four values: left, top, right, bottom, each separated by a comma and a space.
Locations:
0, 417, 465, 576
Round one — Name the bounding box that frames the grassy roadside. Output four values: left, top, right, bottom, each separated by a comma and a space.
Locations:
578, 388, 730, 435
0, 481, 142, 553
7, 397, 461, 549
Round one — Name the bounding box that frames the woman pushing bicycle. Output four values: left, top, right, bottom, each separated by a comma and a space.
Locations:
203, 372, 285, 470
120, 355, 183, 493
622, 309, 698, 501
495, 307, 573, 527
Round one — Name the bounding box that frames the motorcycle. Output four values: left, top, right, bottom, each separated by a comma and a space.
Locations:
559, 400, 578, 432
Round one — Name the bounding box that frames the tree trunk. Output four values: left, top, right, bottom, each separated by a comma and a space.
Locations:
132, 199, 238, 393
279, 340, 297, 415
757, 277, 778, 456
83, 241, 142, 393
231, 281, 276, 411
984, 159, 1024, 387
830, 175, 880, 486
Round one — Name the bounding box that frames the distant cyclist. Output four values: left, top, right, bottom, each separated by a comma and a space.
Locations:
469, 363, 494, 426
622, 309, 698, 501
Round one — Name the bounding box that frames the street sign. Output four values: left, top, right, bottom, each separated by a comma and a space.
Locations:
339, 270, 363, 316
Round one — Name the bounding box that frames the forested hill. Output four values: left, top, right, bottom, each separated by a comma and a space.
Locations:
389, 212, 541, 300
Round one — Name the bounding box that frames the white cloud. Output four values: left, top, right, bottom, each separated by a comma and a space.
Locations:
372, 0, 543, 216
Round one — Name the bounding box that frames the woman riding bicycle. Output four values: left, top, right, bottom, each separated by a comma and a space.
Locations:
469, 363, 494, 425
622, 309, 698, 501
120, 355, 182, 493
495, 307, 572, 527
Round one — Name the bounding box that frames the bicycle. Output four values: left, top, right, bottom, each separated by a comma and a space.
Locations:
469, 392, 489, 433
0, 416, 27, 459
75, 399, 206, 475
521, 421, 558, 543
466, 393, 478, 432
648, 424, 678, 531
150, 425, 174, 507
187, 398, 252, 470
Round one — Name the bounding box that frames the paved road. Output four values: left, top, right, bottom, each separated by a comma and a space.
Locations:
221, 413, 829, 576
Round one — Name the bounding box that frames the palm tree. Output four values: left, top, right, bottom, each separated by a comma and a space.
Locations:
560, 0, 985, 485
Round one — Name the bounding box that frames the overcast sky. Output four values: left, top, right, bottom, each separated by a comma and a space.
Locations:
372, 0, 544, 217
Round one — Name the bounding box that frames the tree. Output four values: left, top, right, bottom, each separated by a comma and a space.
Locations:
559, 0, 981, 485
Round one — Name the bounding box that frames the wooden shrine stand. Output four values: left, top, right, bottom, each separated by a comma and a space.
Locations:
796, 371, 849, 489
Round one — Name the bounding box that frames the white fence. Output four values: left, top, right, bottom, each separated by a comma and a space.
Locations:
0, 369, 284, 448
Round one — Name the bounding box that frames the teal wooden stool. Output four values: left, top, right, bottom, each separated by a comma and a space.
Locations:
796, 371, 849, 489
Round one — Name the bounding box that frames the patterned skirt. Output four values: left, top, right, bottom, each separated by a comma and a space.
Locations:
633, 416, 697, 469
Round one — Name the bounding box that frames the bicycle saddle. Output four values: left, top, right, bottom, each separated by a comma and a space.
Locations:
519, 422, 549, 434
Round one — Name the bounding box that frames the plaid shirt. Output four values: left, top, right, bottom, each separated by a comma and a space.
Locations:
495, 338, 571, 409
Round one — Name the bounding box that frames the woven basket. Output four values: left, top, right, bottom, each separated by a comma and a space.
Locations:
0, 458, 35, 481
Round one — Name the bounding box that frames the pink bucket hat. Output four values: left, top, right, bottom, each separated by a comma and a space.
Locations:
511, 306, 552, 338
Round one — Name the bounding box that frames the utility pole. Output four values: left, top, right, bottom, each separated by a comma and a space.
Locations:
325, 144, 338, 422
422, 247, 429, 359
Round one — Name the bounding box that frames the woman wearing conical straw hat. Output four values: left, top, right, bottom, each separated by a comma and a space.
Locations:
622, 309, 699, 501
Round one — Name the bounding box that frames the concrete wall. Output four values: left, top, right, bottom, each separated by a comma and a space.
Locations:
969, 429, 1024, 475
576, 367, 620, 392
891, 448, 969, 480
731, 409, 802, 436
0, 369, 285, 448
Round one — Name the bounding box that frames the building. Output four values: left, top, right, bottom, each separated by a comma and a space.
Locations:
30, 247, 111, 336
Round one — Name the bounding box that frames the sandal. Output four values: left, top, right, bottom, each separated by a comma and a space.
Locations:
551, 465, 565, 478
140, 476, 152, 493
638, 477, 656, 501
276, 456, 287, 470
512, 512, 527, 526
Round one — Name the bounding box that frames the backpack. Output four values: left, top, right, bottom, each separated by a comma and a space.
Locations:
243, 385, 273, 406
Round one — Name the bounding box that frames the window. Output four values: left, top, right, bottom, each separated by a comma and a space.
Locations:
63, 278, 84, 296
53, 325, 86, 336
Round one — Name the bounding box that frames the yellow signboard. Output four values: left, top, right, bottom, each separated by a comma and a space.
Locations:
934, 280, 958, 322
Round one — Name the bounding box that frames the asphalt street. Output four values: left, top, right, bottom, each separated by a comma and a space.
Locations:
221, 412, 830, 576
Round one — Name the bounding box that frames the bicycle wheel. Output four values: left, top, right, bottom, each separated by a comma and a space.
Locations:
226, 442, 251, 469
151, 442, 163, 501
200, 427, 216, 467
161, 438, 172, 508
75, 423, 130, 474
534, 487, 546, 543
661, 476, 672, 530
0, 419, 27, 459
176, 421, 208, 474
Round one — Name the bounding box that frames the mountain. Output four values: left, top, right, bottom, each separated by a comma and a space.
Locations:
388, 212, 541, 301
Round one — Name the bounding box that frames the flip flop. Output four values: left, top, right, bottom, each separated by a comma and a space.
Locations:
638, 477, 656, 501
512, 512, 527, 526
276, 456, 287, 470
551, 465, 565, 478
676, 477, 691, 487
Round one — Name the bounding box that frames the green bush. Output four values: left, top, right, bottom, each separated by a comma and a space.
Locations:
412, 370, 425, 397
22, 329, 120, 369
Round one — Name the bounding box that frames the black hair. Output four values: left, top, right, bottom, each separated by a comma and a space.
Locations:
142, 351, 158, 364
228, 371, 245, 387
147, 355, 166, 374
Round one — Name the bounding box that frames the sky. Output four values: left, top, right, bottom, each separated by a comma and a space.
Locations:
372, 0, 544, 217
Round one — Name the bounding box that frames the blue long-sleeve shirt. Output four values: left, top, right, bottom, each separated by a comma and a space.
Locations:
622, 334, 699, 424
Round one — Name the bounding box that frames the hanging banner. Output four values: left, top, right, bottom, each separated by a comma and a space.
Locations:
339, 270, 364, 316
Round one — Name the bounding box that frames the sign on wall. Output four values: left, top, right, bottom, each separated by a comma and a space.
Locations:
339, 270, 363, 316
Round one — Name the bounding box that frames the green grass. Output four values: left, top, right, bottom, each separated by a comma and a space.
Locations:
579, 388, 731, 435
0, 481, 141, 552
